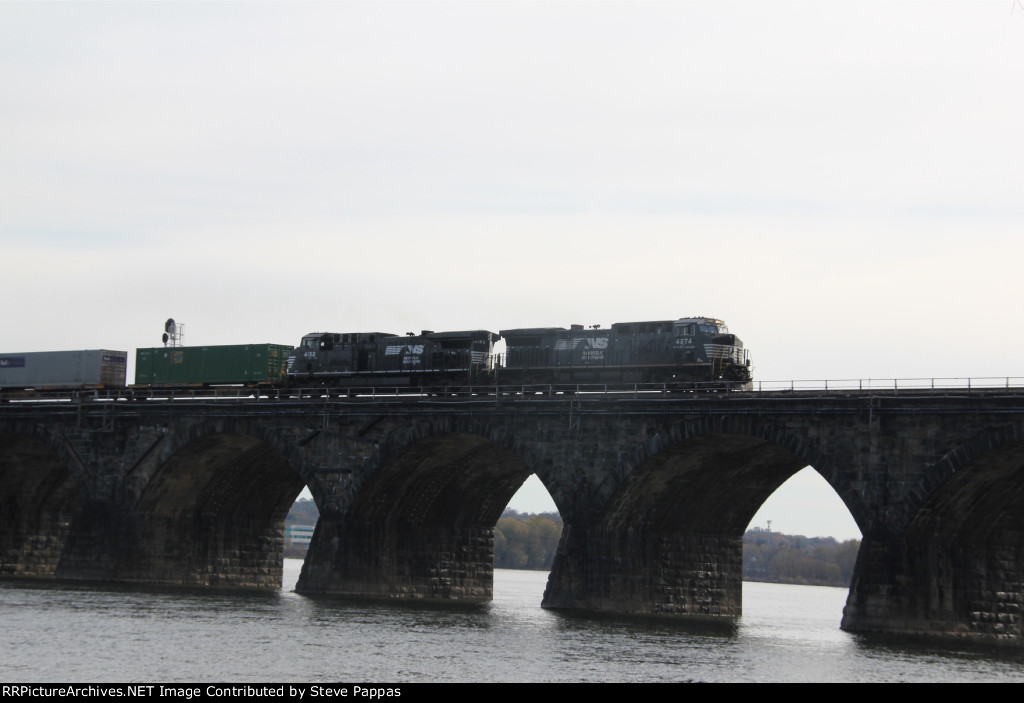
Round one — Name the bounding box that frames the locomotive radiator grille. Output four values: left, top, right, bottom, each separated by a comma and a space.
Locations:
704, 343, 744, 364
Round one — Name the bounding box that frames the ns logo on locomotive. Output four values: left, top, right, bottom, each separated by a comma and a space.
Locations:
0, 316, 751, 391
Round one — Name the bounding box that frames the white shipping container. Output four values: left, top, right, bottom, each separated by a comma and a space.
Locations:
0, 350, 127, 389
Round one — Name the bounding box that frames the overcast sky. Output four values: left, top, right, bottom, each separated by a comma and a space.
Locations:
3, 2, 1021, 540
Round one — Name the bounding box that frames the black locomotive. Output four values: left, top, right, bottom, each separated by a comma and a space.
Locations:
288, 329, 498, 386
498, 317, 750, 385
286, 316, 750, 387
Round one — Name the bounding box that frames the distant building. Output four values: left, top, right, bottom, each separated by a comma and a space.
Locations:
285, 524, 315, 548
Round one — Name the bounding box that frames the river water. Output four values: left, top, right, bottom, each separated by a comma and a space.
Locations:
2, 560, 1022, 683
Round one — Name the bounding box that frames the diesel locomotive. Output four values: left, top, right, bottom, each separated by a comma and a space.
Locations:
498, 317, 750, 385
286, 316, 750, 387
288, 329, 498, 386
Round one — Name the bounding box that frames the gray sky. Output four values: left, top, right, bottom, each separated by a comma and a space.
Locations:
4, 1, 1021, 540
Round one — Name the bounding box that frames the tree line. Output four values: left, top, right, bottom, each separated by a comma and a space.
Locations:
286, 501, 860, 588
494, 511, 860, 587
493, 509, 562, 570
742, 527, 860, 587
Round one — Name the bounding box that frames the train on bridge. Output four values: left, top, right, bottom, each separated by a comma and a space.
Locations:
0, 316, 751, 393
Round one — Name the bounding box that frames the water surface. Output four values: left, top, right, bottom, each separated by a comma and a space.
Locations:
1, 561, 1021, 682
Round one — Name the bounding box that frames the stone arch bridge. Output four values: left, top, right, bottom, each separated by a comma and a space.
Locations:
2, 388, 1023, 645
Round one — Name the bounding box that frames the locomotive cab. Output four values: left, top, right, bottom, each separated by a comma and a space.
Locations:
672, 317, 750, 382
288, 331, 396, 378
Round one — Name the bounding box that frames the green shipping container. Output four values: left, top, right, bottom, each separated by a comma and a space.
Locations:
135, 344, 292, 385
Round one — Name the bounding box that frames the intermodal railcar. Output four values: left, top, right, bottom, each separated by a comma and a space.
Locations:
135, 344, 292, 386
0, 350, 127, 390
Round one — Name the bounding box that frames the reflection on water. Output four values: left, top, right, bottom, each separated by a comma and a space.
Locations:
1, 560, 1022, 682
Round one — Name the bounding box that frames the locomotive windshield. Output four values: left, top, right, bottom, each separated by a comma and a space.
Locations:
674, 319, 728, 336
299, 334, 334, 350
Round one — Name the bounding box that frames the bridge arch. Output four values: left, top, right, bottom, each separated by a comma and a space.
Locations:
124, 419, 318, 505
0, 428, 88, 577
843, 423, 1024, 642
342, 416, 561, 514
298, 420, 547, 601
346, 432, 534, 527
544, 414, 866, 618
592, 415, 870, 534
126, 423, 307, 588
913, 421, 1024, 532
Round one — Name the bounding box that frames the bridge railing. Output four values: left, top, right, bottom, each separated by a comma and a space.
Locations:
749, 377, 1024, 392
2, 377, 1024, 405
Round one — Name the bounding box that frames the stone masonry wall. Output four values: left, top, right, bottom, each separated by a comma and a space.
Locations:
544, 526, 743, 618
299, 519, 495, 601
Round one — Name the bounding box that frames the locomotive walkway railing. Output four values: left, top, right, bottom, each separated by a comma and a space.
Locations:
2, 377, 1024, 405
